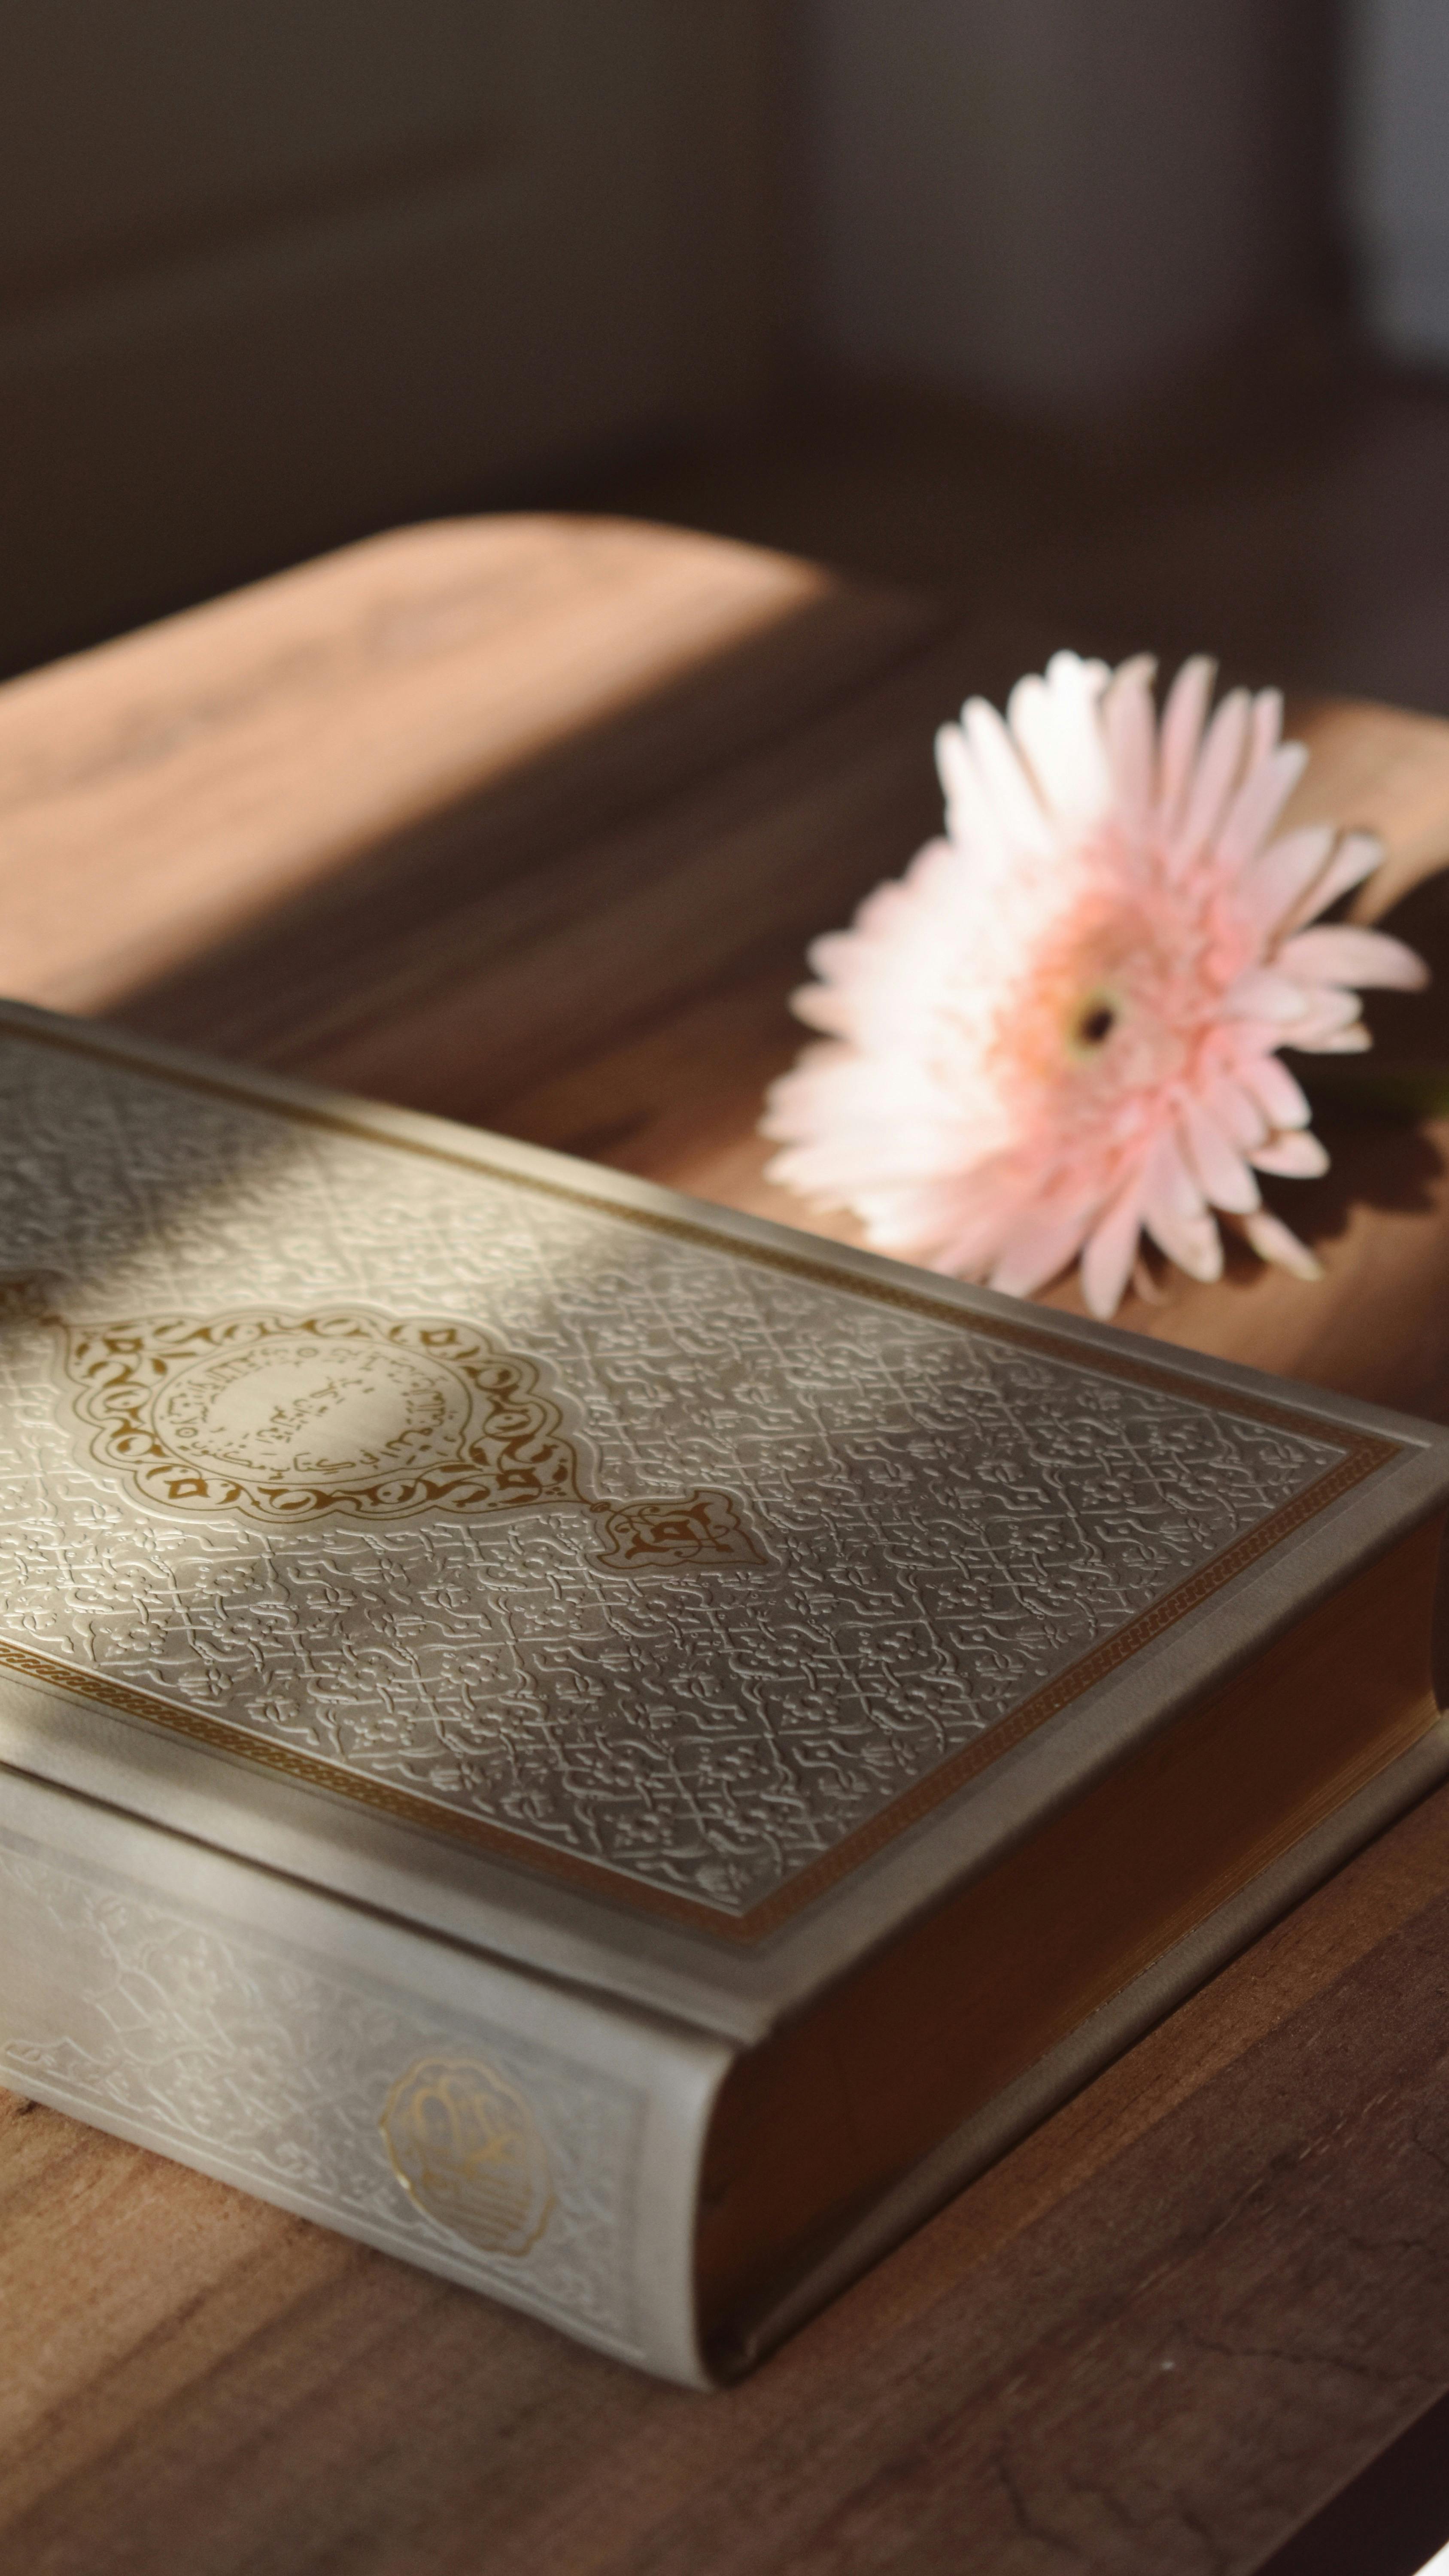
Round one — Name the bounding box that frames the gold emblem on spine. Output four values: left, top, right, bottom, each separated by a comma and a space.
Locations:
380, 2052, 554, 2256
0, 1279, 765, 1573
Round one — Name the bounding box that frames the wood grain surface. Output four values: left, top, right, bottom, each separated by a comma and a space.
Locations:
4, 515, 1449, 2574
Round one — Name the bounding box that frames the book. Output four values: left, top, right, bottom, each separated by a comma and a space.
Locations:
0, 995, 1446, 2388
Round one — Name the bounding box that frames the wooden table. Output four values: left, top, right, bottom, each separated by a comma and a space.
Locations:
5, 516, 1449, 2574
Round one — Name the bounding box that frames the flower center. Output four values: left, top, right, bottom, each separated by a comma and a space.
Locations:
1067, 988, 1121, 1058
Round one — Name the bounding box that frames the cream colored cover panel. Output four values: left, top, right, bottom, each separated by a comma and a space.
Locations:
0, 1021, 1373, 1944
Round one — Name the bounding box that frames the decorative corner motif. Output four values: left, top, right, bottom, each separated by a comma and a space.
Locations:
11, 1286, 766, 1574
586, 1488, 764, 1573
380, 2051, 554, 2257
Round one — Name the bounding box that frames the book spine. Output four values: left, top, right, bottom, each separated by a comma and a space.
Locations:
0, 1767, 729, 2387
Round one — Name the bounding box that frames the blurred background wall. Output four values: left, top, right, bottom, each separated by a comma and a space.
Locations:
1349, 0, 1449, 363
0, 3, 776, 671
800, 0, 1334, 419
2, 0, 1446, 689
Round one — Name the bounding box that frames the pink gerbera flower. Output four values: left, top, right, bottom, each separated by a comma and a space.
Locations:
762, 652, 1428, 1320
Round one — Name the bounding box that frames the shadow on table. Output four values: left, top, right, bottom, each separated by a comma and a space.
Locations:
1258, 2382, 1449, 2576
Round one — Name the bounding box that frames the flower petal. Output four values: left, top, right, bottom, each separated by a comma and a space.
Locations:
990, 1198, 1093, 1300
1243, 1209, 1324, 1280
1216, 742, 1308, 874
1143, 1124, 1205, 1221
791, 985, 852, 1036
1238, 1053, 1312, 1130
1156, 656, 1215, 835
762, 1048, 961, 1192
1223, 967, 1311, 1023
1290, 829, 1382, 927
964, 697, 1054, 855
1141, 1129, 1224, 1280
1276, 925, 1429, 990
1170, 687, 1252, 869
1250, 1129, 1329, 1178
925, 1210, 1015, 1276
1148, 1203, 1224, 1283
1249, 687, 1284, 769
1079, 1179, 1146, 1319
1205, 1074, 1268, 1153
935, 723, 1010, 861
1101, 655, 1156, 834
1237, 825, 1336, 940
906, 1158, 1023, 1274
1008, 654, 1111, 829
1289, 987, 1367, 1045
1180, 1099, 1261, 1212
1051, 650, 1111, 691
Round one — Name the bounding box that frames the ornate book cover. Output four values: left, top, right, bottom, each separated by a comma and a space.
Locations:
1, 997, 1446, 2384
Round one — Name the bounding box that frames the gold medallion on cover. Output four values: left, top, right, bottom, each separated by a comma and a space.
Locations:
380, 2052, 555, 2256
2, 1279, 765, 1573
